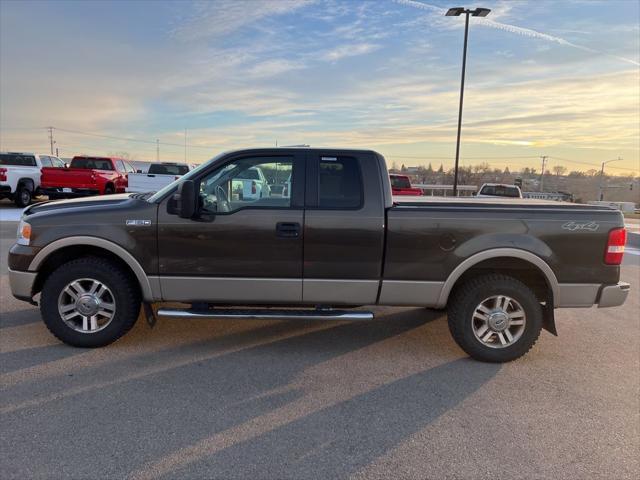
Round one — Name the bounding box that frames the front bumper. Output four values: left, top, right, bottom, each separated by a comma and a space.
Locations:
598, 282, 630, 308
8, 268, 37, 303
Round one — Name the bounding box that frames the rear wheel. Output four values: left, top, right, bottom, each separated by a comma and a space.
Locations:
14, 186, 32, 207
104, 185, 115, 195
447, 274, 543, 362
40, 257, 141, 347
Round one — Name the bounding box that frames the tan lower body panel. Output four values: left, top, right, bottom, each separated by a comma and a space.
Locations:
378, 280, 443, 306
158, 277, 302, 303
302, 279, 379, 305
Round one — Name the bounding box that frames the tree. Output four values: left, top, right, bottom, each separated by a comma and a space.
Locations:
552, 165, 567, 176
504, 166, 510, 174
437, 164, 444, 174
586, 169, 599, 177
426, 163, 433, 174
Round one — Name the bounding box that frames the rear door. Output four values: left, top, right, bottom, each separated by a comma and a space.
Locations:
302, 151, 386, 305
157, 151, 306, 303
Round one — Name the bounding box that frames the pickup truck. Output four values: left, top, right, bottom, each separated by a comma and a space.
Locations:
126, 162, 191, 193
41, 156, 136, 198
389, 173, 423, 196
0, 152, 65, 207
8, 148, 630, 362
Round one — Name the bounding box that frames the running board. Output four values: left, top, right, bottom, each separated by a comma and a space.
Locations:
156, 308, 374, 321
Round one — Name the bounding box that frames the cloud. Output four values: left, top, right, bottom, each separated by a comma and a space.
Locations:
321, 42, 381, 61
173, 0, 314, 41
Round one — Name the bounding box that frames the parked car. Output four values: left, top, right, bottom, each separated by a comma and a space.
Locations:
231, 166, 270, 200
476, 183, 523, 198
41, 156, 135, 198
9, 148, 629, 363
390, 173, 423, 196
0, 152, 64, 207
126, 162, 191, 193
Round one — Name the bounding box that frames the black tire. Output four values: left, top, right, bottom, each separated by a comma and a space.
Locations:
40, 257, 141, 347
104, 185, 115, 195
14, 186, 32, 208
447, 274, 542, 363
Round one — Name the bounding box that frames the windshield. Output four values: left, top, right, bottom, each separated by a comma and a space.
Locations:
480, 185, 521, 197
148, 164, 189, 175
147, 152, 226, 202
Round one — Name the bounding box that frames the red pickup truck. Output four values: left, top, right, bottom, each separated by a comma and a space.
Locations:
41, 156, 135, 198
389, 174, 423, 196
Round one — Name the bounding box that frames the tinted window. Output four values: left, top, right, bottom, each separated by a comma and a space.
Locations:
480, 185, 520, 198
70, 158, 114, 170
318, 156, 362, 208
390, 176, 411, 189
0, 154, 37, 166
199, 157, 293, 213
148, 164, 190, 175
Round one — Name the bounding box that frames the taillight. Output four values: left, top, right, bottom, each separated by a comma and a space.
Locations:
604, 227, 626, 265
0, 168, 6, 182
251, 181, 256, 195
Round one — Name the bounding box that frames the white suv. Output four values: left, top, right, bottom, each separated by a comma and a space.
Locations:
0, 152, 64, 207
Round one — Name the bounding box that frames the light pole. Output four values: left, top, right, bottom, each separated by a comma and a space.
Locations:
599, 157, 623, 200
445, 7, 491, 196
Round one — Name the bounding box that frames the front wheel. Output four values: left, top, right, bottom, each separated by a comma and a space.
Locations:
447, 274, 543, 363
40, 257, 141, 347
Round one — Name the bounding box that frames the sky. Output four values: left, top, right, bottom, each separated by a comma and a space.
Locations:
0, 0, 639, 174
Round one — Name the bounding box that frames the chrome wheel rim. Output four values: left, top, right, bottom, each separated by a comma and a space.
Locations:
471, 295, 526, 349
57, 278, 116, 333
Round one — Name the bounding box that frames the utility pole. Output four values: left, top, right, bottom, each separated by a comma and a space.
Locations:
539, 155, 548, 192
47, 127, 55, 155
156, 139, 160, 162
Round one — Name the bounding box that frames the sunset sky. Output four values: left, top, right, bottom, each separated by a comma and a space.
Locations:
1, 0, 638, 174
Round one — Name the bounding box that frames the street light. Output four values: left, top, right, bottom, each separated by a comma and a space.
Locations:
445, 7, 491, 196
599, 157, 623, 200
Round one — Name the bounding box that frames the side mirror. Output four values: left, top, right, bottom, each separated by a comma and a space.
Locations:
136, 169, 143, 173
174, 180, 197, 219
64, 163, 69, 168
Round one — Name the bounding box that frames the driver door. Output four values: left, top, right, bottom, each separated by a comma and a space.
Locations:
156, 152, 305, 304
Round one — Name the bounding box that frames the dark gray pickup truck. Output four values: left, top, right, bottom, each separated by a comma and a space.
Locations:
8, 148, 630, 362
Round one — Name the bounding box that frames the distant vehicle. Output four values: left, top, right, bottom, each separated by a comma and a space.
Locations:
389, 174, 423, 196
41, 156, 135, 198
476, 183, 523, 199
232, 166, 271, 200
126, 162, 192, 193
0, 152, 64, 207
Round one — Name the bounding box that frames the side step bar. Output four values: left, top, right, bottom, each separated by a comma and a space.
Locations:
156, 308, 374, 321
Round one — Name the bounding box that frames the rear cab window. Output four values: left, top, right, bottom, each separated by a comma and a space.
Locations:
0, 154, 37, 167
148, 164, 189, 175
480, 185, 520, 197
71, 157, 114, 170
318, 156, 363, 209
390, 175, 411, 189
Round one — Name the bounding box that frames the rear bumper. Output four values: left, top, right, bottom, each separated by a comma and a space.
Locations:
8, 268, 37, 303
597, 282, 630, 308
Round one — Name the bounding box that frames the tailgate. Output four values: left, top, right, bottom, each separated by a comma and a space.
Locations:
41, 167, 95, 188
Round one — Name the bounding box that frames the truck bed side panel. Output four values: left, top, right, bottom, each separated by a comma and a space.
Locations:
383, 204, 622, 286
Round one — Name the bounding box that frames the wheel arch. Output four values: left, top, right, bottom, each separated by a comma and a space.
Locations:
438, 248, 559, 308
17, 177, 35, 190
29, 236, 158, 302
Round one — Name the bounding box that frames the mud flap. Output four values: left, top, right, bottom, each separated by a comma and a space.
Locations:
542, 302, 557, 336
143, 303, 157, 328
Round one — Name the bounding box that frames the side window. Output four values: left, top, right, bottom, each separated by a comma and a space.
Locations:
318, 156, 363, 209
199, 156, 293, 214
115, 160, 125, 172
40, 156, 52, 167
125, 162, 135, 173
52, 157, 65, 168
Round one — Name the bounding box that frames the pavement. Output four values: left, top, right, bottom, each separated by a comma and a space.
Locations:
0, 202, 639, 479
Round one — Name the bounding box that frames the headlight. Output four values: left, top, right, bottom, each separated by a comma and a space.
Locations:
17, 219, 31, 246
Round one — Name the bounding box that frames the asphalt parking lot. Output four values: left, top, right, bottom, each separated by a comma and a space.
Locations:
0, 203, 638, 479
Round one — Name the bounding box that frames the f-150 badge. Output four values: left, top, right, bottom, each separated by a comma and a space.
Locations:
562, 221, 599, 231
126, 220, 152, 226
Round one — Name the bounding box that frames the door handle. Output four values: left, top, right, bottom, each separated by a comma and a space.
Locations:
276, 222, 301, 238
